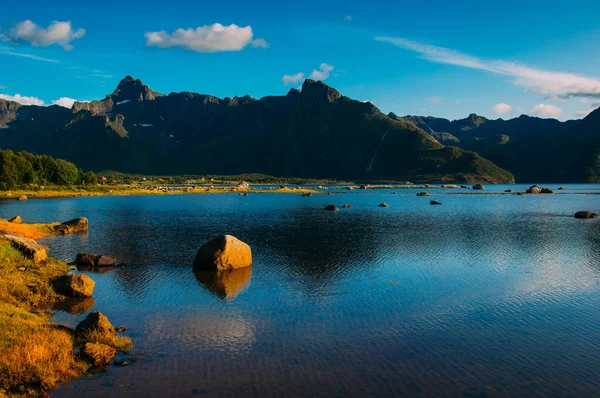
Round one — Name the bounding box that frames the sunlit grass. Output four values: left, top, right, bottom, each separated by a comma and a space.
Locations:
0, 240, 84, 396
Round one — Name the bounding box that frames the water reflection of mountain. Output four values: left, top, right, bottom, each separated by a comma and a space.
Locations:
194, 267, 252, 300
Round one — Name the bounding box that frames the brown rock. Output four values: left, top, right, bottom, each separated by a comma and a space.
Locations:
574, 211, 599, 219
378, 202, 389, 207
193, 235, 252, 272
2, 234, 47, 263
416, 192, 429, 196
52, 274, 95, 298
54, 217, 89, 235
80, 343, 116, 366
8, 216, 22, 224
472, 184, 485, 190
76, 311, 116, 337
324, 204, 339, 211
541, 188, 554, 194
430, 200, 442, 205
526, 185, 541, 194
18, 195, 27, 201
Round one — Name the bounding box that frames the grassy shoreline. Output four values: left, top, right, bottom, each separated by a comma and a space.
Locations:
0, 220, 130, 396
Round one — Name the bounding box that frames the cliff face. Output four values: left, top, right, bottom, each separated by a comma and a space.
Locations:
0, 77, 514, 183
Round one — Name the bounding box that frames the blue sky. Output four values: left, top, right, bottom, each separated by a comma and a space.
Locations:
1, 0, 599, 120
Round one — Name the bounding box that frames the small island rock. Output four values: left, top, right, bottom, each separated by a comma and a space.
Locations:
574, 211, 599, 219
324, 204, 339, 211
54, 217, 89, 235
52, 274, 95, 298
378, 202, 390, 207
75, 311, 116, 337
472, 184, 485, 190
430, 200, 442, 205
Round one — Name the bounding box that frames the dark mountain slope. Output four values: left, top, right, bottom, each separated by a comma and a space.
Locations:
397, 110, 599, 182
0, 77, 514, 183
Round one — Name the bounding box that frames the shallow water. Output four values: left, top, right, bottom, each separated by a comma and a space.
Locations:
2, 185, 600, 397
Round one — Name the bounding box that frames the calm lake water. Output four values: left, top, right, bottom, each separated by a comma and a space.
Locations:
2, 184, 600, 397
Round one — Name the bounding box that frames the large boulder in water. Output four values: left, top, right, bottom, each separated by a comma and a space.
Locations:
80, 342, 116, 366
526, 185, 541, 194
54, 217, 89, 235
75, 311, 115, 337
2, 234, 47, 263
574, 211, 599, 219
52, 274, 95, 297
472, 184, 485, 190
193, 235, 252, 272
324, 204, 339, 211
541, 188, 554, 194
430, 200, 442, 205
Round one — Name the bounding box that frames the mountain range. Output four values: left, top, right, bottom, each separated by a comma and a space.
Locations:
0, 76, 597, 183
390, 109, 600, 182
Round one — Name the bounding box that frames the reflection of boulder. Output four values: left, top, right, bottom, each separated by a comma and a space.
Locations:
53, 296, 96, 314
194, 266, 252, 300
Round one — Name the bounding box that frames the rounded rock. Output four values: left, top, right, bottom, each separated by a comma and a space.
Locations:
193, 235, 252, 272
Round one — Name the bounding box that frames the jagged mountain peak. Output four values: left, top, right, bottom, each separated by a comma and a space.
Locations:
111, 76, 162, 102
301, 79, 342, 103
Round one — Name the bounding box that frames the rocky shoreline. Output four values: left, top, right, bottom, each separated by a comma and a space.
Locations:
0, 217, 132, 397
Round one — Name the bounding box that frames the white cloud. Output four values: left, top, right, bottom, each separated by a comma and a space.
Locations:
530, 104, 562, 118
0, 93, 44, 106
51, 97, 78, 108
375, 36, 600, 100
251, 38, 269, 49
282, 72, 305, 85
282, 63, 335, 85
428, 96, 444, 103
0, 47, 59, 63
493, 103, 512, 116
309, 63, 334, 80
7, 20, 85, 51
145, 23, 266, 53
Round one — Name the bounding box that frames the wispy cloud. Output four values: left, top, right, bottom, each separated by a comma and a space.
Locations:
375, 36, 600, 100
493, 103, 512, 116
145, 23, 268, 53
5, 20, 85, 51
428, 96, 444, 104
0, 47, 59, 63
530, 104, 562, 118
